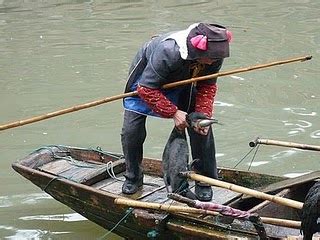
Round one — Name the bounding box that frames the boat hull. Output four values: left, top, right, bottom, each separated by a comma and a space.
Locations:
12, 145, 316, 239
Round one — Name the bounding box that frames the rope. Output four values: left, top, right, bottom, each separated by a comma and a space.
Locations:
94, 146, 124, 160
233, 144, 261, 170
54, 155, 100, 168
106, 161, 124, 182
104, 160, 160, 188
96, 208, 134, 240
190, 63, 205, 78
247, 144, 260, 172
42, 176, 65, 192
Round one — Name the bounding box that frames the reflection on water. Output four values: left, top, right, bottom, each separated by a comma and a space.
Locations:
0, 192, 119, 239
0, 225, 70, 240
215, 101, 234, 107
1, 0, 320, 239
246, 161, 269, 167
230, 75, 245, 81
271, 149, 297, 160
284, 172, 312, 178
0, 193, 90, 239
19, 213, 87, 222
0, 193, 52, 208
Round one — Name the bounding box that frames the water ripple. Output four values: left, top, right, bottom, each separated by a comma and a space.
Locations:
283, 107, 317, 116
230, 75, 245, 81
271, 149, 297, 160
310, 130, 320, 139
215, 101, 234, 107
282, 120, 313, 136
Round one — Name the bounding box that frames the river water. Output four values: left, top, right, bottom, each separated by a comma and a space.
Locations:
0, 0, 319, 239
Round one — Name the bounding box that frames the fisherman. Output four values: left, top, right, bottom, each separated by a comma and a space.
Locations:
121, 22, 232, 201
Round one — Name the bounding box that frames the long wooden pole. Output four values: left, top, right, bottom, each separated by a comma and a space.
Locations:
249, 138, 320, 152
114, 198, 301, 229
163, 55, 311, 89
0, 55, 311, 131
180, 172, 304, 209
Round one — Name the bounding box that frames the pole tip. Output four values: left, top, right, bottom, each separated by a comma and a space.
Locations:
305, 55, 312, 61
249, 137, 260, 147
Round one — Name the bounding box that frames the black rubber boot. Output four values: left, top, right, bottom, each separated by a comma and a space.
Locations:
195, 181, 213, 201
122, 177, 143, 194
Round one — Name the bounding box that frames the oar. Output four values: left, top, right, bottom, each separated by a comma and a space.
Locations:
0, 55, 311, 131
114, 197, 301, 229
179, 172, 304, 210
249, 137, 320, 152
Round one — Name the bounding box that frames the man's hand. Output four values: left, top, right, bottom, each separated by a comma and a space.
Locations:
173, 110, 188, 130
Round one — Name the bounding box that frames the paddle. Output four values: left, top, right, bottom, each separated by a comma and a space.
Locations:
179, 171, 304, 209
114, 197, 301, 229
250, 138, 320, 152
0, 55, 311, 131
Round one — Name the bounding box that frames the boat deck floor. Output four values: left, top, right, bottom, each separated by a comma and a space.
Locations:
91, 173, 241, 205
37, 155, 240, 205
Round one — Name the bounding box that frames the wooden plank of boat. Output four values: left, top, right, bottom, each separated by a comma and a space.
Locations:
259, 170, 320, 193
11, 145, 316, 239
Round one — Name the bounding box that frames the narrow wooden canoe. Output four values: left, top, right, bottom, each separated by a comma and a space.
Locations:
12, 145, 317, 239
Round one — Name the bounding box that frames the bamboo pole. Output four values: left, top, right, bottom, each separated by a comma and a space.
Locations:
0, 55, 312, 131
180, 172, 304, 210
114, 198, 301, 229
115, 197, 218, 215
249, 138, 320, 152
260, 217, 300, 229
0, 91, 137, 131
162, 55, 311, 90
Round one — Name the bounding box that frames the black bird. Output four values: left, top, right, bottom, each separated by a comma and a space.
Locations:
162, 127, 196, 199
301, 181, 320, 240
162, 112, 216, 199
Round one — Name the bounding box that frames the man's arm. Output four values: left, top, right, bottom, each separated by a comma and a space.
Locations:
137, 85, 177, 118
137, 85, 188, 130
195, 83, 217, 118
195, 59, 223, 117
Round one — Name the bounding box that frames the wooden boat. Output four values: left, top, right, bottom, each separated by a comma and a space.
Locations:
12, 145, 318, 239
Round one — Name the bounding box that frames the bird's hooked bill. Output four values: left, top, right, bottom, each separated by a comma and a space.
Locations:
198, 119, 218, 127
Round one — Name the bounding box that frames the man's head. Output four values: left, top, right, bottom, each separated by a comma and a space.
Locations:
186, 23, 232, 61
196, 57, 217, 65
